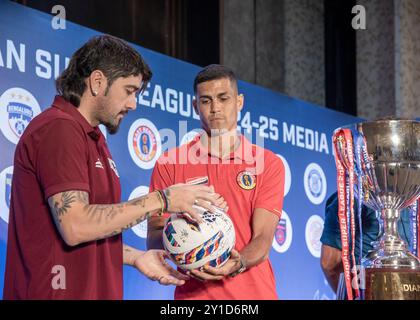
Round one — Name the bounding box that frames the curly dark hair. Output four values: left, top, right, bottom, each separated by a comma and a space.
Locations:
56, 34, 152, 107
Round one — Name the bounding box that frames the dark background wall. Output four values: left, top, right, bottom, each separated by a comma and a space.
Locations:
14, 0, 420, 119
15, 0, 220, 67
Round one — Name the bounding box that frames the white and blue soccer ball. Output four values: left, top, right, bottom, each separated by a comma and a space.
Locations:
162, 206, 236, 270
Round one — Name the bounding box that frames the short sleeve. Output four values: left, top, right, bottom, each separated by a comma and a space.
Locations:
254, 152, 285, 218
36, 119, 90, 200
149, 156, 175, 218
149, 156, 175, 192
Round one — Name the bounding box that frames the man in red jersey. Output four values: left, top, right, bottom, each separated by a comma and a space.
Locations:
147, 64, 285, 300
3, 35, 226, 300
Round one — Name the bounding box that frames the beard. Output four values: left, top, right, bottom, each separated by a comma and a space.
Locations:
104, 122, 119, 135
101, 115, 123, 135
95, 100, 127, 135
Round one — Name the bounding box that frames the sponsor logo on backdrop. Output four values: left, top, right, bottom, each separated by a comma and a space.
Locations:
304, 163, 327, 205
276, 154, 291, 196
0, 88, 41, 144
0, 166, 13, 224
272, 210, 292, 253
128, 118, 161, 170
129, 186, 150, 238
305, 215, 324, 258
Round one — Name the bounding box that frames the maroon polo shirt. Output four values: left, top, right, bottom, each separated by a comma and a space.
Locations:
3, 96, 123, 300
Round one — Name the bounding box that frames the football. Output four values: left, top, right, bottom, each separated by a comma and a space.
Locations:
162, 205, 236, 270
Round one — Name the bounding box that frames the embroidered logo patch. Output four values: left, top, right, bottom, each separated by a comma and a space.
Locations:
236, 171, 256, 190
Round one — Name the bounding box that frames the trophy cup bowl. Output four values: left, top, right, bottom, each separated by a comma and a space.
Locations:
336, 119, 420, 299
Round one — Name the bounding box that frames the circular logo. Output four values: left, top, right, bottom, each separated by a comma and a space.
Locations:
272, 210, 293, 253
276, 154, 291, 197
305, 214, 324, 258
180, 129, 204, 146
128, 186, 149, 238
128, 119, 161, 170
0, 166, 14, 224
304, 163, 327, 205
236, 171, 256, 190
0, 88, 41, 144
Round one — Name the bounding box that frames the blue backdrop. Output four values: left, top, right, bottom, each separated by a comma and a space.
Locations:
0, 0, 362, 300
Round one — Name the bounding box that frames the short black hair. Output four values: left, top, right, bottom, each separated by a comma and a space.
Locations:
56, 34, 152, 107
193, 64, 237, 93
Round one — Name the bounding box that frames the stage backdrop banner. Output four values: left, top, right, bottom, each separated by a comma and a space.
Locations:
0, 1, 362, 299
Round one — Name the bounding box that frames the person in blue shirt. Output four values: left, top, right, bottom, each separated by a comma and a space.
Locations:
320, 192, 414, 297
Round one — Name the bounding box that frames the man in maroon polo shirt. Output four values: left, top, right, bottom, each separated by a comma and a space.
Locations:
3, 35, 225, 299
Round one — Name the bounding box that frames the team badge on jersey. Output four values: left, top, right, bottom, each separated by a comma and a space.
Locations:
236, 171, 256, 190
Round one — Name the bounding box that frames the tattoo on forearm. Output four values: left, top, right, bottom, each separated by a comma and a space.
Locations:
84, 195, 149, 224
128, 195, 148, 207
48, 191, 77, 223
98, 216, 149, 240
76, 190, 89, 204
85, 203, 126, 224
48, 190, 153, 240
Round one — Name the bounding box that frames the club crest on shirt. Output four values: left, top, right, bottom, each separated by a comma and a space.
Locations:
236, 171, 256, 190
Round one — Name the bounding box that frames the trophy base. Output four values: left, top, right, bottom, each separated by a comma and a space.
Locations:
363, 268, 420, 300
363, 248, 420, 269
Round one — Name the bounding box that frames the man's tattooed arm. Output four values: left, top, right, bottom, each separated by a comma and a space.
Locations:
47, 190, 161, 246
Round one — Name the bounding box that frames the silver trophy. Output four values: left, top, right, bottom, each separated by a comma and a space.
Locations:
335, 119, 420, 300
